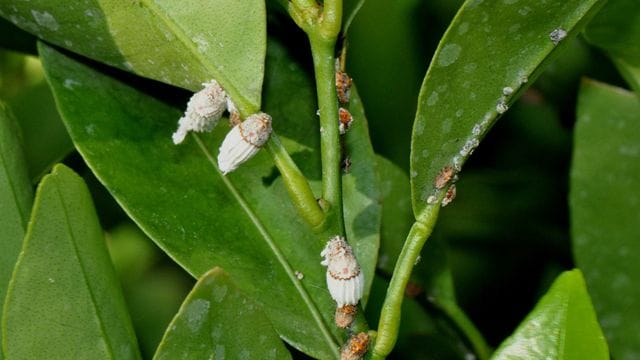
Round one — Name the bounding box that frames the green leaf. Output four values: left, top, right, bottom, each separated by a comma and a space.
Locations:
8, 74, 74, 181
40, 36, 380, 358
154, 267, 290, 360
410, 0, 605, 215
2, 164, 140, 359
342, 87, 381, 306
346, 0, 424, 165
0, 103, 33, 360
342, 0, 366, 34
0, 0, 266, 114
612, 58, 640, 94
492, 269, 608, 360
584, 0, 640, 93
584, 0, 640, 64
375, 156, 413, 275
571, 79, 640, 360
0, 50, 73, 181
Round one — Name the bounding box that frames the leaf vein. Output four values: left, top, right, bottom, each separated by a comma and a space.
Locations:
52, 177, 116, 360
137, 0, 255, 113
193, 135, 340, 357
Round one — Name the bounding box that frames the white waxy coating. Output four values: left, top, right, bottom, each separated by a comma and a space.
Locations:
549, 28, 567, 45
172, 80, 227, 144
321, 236, 364, 307
217, 112, 272, 175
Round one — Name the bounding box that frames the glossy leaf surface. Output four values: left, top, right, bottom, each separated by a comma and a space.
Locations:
2, 164, 140, 359
492, 270, 608, 360
410, 0, 604, 215
584, 0, 640, 93
154, 268, 290, 359
342, 87, 381, 305
40, 37, 380, 359
375, 156, 413, 275
0, 104, 33, 359
571, 80, 640, 360
0, 0, 266, 113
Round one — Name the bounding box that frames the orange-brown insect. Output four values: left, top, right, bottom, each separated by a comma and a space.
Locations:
341, 332, 370, 360
434, 165, 455, 189
441, 184, 457, 207
339, 107, 353, 134
336, 70, 353, 104
335, 304, 358, 329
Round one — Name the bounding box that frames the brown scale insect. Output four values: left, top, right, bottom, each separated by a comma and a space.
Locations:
335, 304, 358, 329
441, 185, 457, 207
336, 70, 353, 104
339, 107, 353, 135
341, 332, 370, 360
434, 165, 455, 189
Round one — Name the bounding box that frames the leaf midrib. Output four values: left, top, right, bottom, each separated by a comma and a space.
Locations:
52, 175, 117, 360
193, 135, 340, 358
137, 0, 255, 114
411, 0, 604, 214
0, 131, 29, 229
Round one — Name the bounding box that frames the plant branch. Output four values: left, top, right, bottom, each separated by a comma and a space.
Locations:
265, 134, 325, 228
232, 86, 324, 230
288, 0, 320, 32
309, 36, 344, 234
288, 0, 344, 234
371, 204, 440, 359
319, 0, 342, 39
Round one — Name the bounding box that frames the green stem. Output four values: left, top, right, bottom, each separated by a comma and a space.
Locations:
293, 0, 343, 221
438, 302, 492, 360
371, 205, 440, 359
320, 0, 342, 39
309, 37, 343, 233
265, 133, 325, 228
288, 0, 320, 32
232, 85, 324, 230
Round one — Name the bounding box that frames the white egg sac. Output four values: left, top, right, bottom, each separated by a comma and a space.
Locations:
217, 112, 272, 175
321, 236, 364, 307
172, 80, 227, 144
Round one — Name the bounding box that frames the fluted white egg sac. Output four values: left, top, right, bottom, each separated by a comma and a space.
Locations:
321, 236, 364, 307
172, 80, 227, 144
217, 112, 272, 175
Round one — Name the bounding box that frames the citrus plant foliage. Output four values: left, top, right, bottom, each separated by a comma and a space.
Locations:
0, 0, 638, 359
